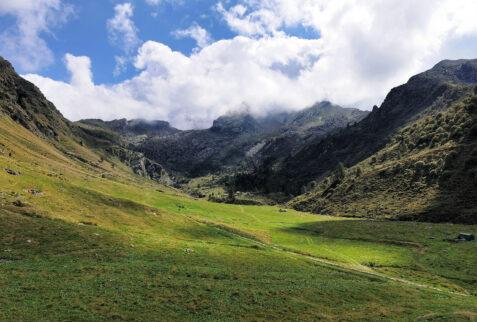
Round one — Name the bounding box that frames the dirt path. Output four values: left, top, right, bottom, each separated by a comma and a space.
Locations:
188, 216, 469, 297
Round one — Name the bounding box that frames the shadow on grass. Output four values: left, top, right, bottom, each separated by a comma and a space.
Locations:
276, 219, 468, 247
0, 208, 128, 261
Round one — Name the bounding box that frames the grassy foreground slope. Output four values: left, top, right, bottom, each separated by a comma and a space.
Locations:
1, 112, 477, 320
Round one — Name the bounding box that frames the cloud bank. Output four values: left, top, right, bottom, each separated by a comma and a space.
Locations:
24, 0, 477, 129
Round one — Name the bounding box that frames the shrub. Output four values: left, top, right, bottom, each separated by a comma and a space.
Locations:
451, 125, 463, 139
393, 164, 402, 174
415, 161, 425, 169
333, 162, 346, 183
447, 151, 458, 161
429, 169, 438, 179
439, 170, 453, 182
309, 181, 317, 189
429, 161, 438, 169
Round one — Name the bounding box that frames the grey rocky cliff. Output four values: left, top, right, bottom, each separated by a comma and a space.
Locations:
108, 146, 172, 185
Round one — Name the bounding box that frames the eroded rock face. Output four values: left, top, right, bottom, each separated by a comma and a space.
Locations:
108, 147, 172, 185
210, 114, 260, 135
132, 105, 368, 177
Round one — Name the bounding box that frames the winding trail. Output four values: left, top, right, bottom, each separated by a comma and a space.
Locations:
187, 216, 469, 297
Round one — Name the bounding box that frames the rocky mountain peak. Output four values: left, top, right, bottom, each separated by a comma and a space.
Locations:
0, 57, 15, 76
210, 113, 260, 135
411, 58, 477, 85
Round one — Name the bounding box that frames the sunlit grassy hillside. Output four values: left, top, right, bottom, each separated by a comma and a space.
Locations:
1, 114, 476, 320
291, 95, 477, 224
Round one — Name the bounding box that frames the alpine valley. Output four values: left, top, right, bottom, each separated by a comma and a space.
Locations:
0, 54, 476, 320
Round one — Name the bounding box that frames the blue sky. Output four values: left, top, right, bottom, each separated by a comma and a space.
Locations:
0, 0, 317, 84
6, 1, 237, 83
1, 0, 477, 129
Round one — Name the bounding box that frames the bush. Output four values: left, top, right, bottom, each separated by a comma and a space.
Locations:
415, 161, 425, 169
309, 181, 317, 189
439, 170, 453, 182
332, 162, 346, 183
429, 169, 438, 179
392, 164, 402, 174
451, 125, 463, 139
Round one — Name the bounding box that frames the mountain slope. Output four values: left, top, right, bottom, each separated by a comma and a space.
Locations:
237, 59, 477, 196
290, 94, 477, 223
2, 112, 476, 319
2, 58, 476, 319
0, 58, 70, 140
128, 103, 368, 177
0, 57, 172, 184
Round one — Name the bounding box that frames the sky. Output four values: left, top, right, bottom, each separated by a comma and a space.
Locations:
1, 1, 477, 129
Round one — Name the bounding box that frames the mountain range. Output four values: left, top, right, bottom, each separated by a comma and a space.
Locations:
1, 55, 477, 319
1, 56, 476, 223
83, 101, 367, 178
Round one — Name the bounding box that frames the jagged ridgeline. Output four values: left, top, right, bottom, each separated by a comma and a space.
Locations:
290, 94, 477, 224
2, 53, 476, 224
78, 101, 368, 178
235, 60, 477, 203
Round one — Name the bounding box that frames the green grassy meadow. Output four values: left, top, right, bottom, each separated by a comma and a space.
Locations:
1, 115, 476, 320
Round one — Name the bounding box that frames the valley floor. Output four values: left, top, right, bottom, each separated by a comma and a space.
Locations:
1, 115, 476, 321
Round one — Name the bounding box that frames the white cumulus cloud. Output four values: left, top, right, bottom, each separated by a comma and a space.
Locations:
173, 23, 213, 49
0, 0, 74, 71
24, 0, 477, 130
107, 2, 141, 75
107, 3, 140, 53
24, 54, 157, 122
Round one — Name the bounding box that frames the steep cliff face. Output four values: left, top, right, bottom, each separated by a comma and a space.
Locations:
107, 147, 172, 185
